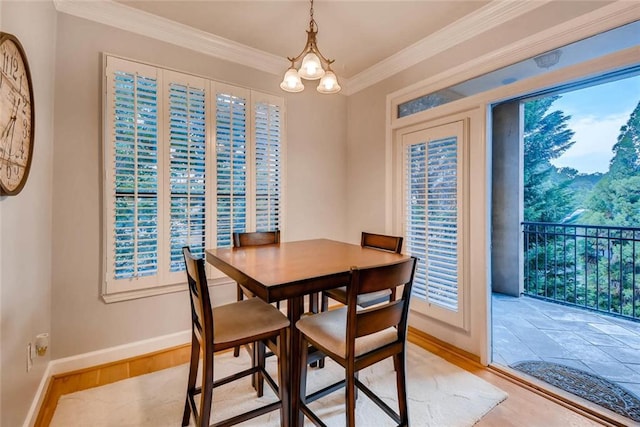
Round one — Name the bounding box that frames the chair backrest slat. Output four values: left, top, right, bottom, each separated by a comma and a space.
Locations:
347, 257, 417, 346
357, 258, 414, 295
355, 300, 404, 338
233, 230, 280, 248
361, 232, 403, 253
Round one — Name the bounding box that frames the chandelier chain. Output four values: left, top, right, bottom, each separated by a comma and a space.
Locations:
309, 0, 317, 32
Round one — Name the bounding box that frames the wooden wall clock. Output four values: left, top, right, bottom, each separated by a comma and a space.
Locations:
0, 32, 35, 196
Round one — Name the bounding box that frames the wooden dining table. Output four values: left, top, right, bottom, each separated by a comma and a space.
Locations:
205, 238, 410, 426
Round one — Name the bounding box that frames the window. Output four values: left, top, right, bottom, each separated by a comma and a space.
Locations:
103, 56, 285, 300
214, 86, 248, 248
396, 21, 640, 119
253, 93, 283, 232
401, 120, 466, 328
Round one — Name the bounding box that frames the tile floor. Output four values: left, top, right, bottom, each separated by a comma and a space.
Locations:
492, 293, 640, 398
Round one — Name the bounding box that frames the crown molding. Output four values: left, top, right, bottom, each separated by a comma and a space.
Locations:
343, 0, 551, 95
54, 0, 638, 97
387, 0, 640, 104
53, 0, 288, 75
53, 0, 547, 95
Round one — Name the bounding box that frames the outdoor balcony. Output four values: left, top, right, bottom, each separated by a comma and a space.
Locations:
491, 221, 640, 421
492, 293, 640, 399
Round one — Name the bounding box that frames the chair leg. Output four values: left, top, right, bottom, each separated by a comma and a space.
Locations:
309, 292, 319, 313
299, 335, 310, 425
198, 349, 214, 427
182, 332, 200, 426
312, 293, 328, 369
308, 292, 324, 369
277, 329, 288, 427
346, 364, 357, 427
321, 293, 329, 312
355, 371, 359, 400
251, 342, 257, 389
394, 351, 409, 427
233, 284, 244, 357
256, 340, 266, 397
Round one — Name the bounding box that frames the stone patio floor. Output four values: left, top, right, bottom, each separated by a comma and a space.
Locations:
492, 293, 640, 398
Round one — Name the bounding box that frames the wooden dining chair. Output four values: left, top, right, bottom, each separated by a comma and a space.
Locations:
296, 257, 417, 426
232, 230, 281, 359
321, 232, 404, 311
181, 247, 289, 427
233, 230, 324, 383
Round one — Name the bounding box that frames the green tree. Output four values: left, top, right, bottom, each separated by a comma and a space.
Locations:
523, 96, 576, 222
582, 101, 640, 226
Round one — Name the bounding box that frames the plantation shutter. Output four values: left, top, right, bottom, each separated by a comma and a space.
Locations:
403, 120, 465, 327
253, 93, 283, 232
105, 57, 161, 292
215, 85, 249, 247
405, 142, 429, 299
103, 56, 286, 299
424, 136, 459, 309
166, 73, 208, 273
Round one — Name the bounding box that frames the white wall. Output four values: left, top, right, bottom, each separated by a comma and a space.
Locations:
345, 0, 618, 358
51, 13, 348, 359
0, 1, 56, 425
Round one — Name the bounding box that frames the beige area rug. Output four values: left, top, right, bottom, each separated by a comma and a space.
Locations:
50, 343, 507, 426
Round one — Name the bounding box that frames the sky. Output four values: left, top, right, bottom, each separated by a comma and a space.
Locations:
550, 74, 640, 174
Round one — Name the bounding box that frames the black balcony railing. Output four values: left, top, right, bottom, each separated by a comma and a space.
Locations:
523, 221, 640, 321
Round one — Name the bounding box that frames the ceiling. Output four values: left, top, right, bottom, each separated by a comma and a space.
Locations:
57, 1, 638, 95
117, 0, 490, 79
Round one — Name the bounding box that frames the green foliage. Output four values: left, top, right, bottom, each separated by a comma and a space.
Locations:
524, 96, 576, 222
581, 101, 640, 226
564, 171, 603, 210
523, 99, 640, 320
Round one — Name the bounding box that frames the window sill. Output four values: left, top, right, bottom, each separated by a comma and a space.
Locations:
101, 277, 235, 303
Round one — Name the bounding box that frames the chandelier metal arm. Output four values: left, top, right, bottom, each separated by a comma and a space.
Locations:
286, 28, 335, 67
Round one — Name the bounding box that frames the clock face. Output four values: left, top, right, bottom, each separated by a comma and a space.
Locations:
0, 33, 34, 195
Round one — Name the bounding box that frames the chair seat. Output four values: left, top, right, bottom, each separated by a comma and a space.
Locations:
324, 286, 392, 307
214, 298, 289, 346
296, 307, 397, 358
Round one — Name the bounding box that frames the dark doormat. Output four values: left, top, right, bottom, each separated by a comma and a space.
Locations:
511, 360, 640, 422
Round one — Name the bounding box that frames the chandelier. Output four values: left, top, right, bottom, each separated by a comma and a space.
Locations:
280, 0, 341, 94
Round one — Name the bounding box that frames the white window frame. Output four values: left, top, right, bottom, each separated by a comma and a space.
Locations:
102, 55, 286, 302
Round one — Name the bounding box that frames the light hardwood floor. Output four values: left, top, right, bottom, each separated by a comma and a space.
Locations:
37, 328, 622, 427
408, 330, 623, 427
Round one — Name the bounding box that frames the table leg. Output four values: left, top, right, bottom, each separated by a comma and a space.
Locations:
287, 295, 304, 427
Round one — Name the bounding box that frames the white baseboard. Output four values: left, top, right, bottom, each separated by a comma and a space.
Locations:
50, 329, 192, 376
22, 329, 192, 427
22, 279, 236, 427
23, 363, 52, 427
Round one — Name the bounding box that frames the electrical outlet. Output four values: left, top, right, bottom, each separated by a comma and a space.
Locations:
26, 343, 33, 372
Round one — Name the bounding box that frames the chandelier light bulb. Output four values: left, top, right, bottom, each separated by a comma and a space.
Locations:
280, 67, 304, 92
299, 52, 324, 80
317, 70, 341, 94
